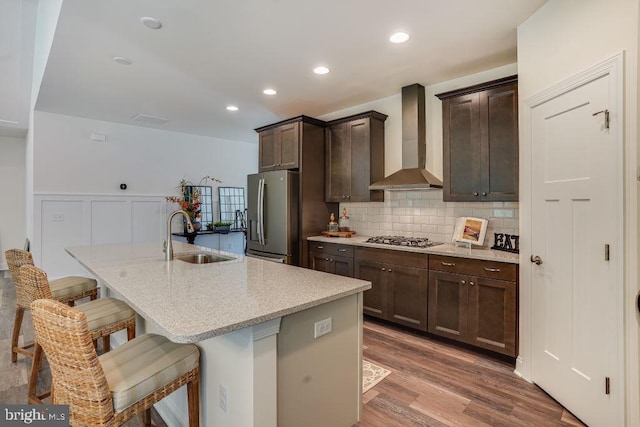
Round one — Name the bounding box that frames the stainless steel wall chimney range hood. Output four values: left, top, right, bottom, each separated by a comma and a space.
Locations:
369, 84, 443, 190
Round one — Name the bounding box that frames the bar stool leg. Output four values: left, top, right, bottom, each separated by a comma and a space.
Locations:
143, 408, 152, 426
11, 307, 25, 363
187, 376, 200, 427
103, 336, 110, 352
28, 343, 50, 404
127, 325, 136, 341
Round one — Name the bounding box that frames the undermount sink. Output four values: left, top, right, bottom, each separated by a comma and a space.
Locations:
175, 252, 235, 264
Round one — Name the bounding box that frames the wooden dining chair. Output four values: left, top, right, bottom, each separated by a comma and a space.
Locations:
5, 248, 99, 363
16, 265, 136, 404
31, 298, 200, 426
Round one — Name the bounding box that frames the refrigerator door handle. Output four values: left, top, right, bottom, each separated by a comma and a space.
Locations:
258, 178, 266, 246
256, 178, 262, 246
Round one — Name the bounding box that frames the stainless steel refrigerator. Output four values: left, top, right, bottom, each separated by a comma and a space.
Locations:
247, 170, 300, 264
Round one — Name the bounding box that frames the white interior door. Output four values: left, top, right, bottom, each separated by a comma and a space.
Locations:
530, 60, 623, 426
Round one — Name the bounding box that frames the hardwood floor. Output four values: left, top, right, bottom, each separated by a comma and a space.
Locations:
1, 272, 585, 426
359, 318, 586, 427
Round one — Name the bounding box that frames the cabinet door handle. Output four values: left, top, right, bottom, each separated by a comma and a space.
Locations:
441, 262, 456, 266
388, 269, 392, 273
338, 249, 346, 252
482, 192, 487, 196
470, 281, 475, 286
484, 267, 501, 272
473, 192, 479, 196
381, 268, 386, 271
461, 280, 466, 285
325, 257, 330, 261
316, 245, 324, 249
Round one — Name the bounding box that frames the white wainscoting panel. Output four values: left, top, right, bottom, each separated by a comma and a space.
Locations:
40, 199, 87, 279
34, 194, 167, 279
91, 200, 130, 245
132, 200, 164, 242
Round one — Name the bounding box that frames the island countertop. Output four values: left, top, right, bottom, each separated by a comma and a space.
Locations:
66, 241, 371, 343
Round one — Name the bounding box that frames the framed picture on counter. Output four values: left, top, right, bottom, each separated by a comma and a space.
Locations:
452, 217, 488, 246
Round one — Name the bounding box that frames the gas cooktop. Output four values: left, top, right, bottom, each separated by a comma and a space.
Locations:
365, 236, 443, 248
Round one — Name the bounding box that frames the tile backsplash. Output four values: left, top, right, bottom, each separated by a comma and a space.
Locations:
339, 189, 518, 247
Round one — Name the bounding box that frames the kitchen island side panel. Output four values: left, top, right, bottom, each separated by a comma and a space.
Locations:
277, 293, 363, 427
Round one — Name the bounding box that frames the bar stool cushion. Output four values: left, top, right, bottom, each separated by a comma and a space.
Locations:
50, 276, 98, 300
76, 298, 136, 331
100, 333, 199, 412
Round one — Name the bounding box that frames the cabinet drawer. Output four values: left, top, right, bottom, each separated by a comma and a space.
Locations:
356, 247, 427, 269
429, 255, 517, 281
308, 242, 354, 258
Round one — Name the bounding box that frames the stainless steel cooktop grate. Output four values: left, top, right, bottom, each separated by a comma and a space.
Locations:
365, 236, 442, 248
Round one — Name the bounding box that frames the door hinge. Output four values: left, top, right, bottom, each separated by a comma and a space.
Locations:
605, 244, 610, 261
605, 377, 611, 395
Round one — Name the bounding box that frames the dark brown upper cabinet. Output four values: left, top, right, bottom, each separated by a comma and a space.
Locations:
437, 76, 518, 202
255, 115, 326, 172
325, 111, 387, 203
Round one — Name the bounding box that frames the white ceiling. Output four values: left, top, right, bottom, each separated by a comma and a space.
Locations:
30, 0, 548, 142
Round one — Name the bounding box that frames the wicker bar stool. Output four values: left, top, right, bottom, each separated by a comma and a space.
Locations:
17, 265, 136, 405
5, 248, 99, 363
31, 298, 200, 427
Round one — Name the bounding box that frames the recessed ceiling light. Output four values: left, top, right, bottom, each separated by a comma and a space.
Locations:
226, 105, 239, 111
389, 32, 410, 44
113, 56, 132, 65
263, 88, 277, 96
313, 66, 330, 75
140, 17, 162, 30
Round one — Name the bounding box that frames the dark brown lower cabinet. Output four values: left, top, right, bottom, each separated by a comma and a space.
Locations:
355, 247, 428, 332
308, 242, 354, 277
428, 255, 518, 357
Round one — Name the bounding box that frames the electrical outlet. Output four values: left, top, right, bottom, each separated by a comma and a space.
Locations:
52, 214, 64, 222
219, 384, 227, 413
314, 317, 332, 339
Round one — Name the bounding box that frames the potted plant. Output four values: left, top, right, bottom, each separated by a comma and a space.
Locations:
214, 221, 233, 233
166, 177, 221, 232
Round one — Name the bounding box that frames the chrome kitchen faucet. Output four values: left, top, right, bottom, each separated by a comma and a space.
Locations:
164, 209, 194, 261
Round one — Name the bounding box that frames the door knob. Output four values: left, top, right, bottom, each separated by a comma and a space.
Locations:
530, 255, 543, 265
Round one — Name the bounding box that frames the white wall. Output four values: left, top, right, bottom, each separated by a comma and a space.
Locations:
318, 63, 518, 180
31, 111, 257, 276
0, 136, 26, 270
25, 0, 64, 246
34, 111, 257, 194
517, 1, 639, 425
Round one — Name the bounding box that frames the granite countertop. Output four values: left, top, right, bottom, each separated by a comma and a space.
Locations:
307, 235, 519, 264
66, 241, 371, 343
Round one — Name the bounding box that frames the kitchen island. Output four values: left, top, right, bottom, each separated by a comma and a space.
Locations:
66, 241, 371, 427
